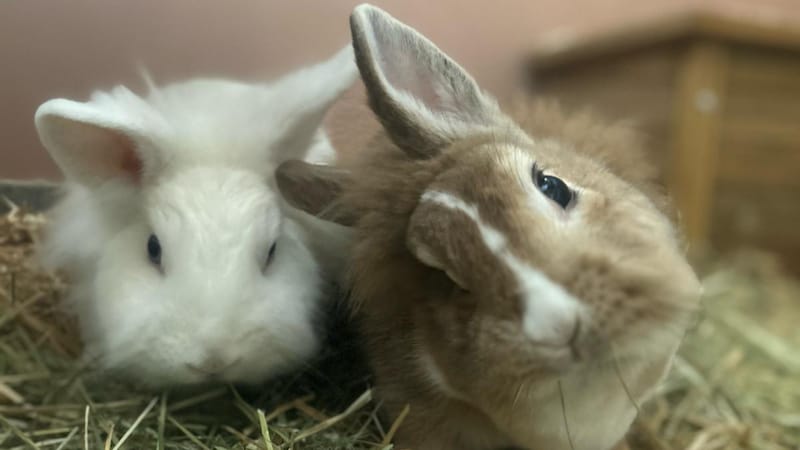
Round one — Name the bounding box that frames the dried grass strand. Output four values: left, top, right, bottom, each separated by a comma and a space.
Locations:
292, 388, 373, 443
53, 427, 78, 450
111, 396, 158, 450
380, 403, 410, 446
256, 409, 274, 450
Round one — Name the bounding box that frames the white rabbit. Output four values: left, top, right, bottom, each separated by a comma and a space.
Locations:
34, 45, 357, 387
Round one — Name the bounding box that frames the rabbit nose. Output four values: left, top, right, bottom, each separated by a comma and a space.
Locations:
187, 354, 238, 375
202, 355, 229, 372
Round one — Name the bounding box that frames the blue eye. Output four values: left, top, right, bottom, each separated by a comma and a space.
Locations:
147, 234, 162, 266
533, 166, 573, 209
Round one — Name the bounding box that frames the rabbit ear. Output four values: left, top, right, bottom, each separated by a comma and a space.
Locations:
269, 44, 358, 164
406, 196, 478, 291
35, 98, 156, 186
275, 159, 356, 226
350, 4, 503, 158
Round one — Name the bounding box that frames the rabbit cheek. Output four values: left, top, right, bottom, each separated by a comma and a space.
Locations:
416, 189, 586, 372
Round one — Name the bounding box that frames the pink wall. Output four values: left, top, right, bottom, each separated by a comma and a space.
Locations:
1, 0, 798, 180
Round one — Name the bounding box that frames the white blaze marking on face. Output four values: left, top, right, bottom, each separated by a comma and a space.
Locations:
420, 190, 583, 345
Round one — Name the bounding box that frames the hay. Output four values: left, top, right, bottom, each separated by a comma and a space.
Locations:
0, 202, 385, 450
633, 250, 800, 449
1, 203, 798, 449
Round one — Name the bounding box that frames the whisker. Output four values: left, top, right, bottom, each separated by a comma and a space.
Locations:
558, 378, 576, 450
611, 347, 641, 416
511, 379, 525, 413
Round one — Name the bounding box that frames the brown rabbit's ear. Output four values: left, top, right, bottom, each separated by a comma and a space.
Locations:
350, 4, 504, 158
275, 159, 356, 226
407, 205, 468, 290
407, 193, 501, 291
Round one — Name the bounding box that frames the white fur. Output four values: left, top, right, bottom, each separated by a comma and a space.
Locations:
420, 190, 584, 346
502, 362, 641, 450
35, 45, 357, 386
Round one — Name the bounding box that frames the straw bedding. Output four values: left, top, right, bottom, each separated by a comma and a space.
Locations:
1, 203, 798, 449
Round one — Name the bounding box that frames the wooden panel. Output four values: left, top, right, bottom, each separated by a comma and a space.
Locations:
528, 21, 800, 270
727, 46, 800, 88
669, 41, 729, 244
725, 46, 800, 120
528, 12, 800, 72
530, 46, 679, 172
713, 45, 800, 269
718, 119, 800, 187
711, 179, 800, 272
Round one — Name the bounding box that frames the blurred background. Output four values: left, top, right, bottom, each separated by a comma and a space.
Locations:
1, 0, 799, 269
1, 3, 800, 448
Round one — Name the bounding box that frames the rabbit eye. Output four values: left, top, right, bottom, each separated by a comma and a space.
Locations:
147, 234, 162, 266
265, 242, 277, 267
533, 166, 573, 209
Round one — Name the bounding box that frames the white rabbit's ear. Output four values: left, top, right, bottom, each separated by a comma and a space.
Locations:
350, 4, 504, 158
35, 98, 156, 186
269, 44, 358, 164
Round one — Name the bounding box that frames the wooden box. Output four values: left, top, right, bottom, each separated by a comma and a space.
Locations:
528, 12, 800, 271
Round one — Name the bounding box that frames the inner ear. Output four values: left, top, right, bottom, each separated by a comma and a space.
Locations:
408, 238, 469, 290
116, 135, 143, 180
51, 117, 144, 184
406, 201, 474, 291
35, 98, 150, 186
349, 4, 504, 158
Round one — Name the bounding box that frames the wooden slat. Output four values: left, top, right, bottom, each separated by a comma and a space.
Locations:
726, 92, 800, 120
713, 181, 800, 240
725, 48, 800, 121
528, 12, 800, 72
526, 15, 800, 270
530, 48, 678, 175
728, 46, 800, 83
718, 119, 800, 186
669, 41, 730, 244
712, 180, 800, 271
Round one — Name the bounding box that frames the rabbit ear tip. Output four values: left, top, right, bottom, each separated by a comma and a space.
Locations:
353, 4, 376, 15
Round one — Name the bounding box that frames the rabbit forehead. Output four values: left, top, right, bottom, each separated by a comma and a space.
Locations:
146, 166, 280, 247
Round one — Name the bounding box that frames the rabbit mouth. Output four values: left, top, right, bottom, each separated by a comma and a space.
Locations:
185, 357, 242, 378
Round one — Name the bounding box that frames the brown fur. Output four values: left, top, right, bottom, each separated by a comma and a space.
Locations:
277, 6, 701, 450
326, 102, 698, 450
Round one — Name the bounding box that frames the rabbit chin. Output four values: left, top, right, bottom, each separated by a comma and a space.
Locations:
85, 343, 317, 388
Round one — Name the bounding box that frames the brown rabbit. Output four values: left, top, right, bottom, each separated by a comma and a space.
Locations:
277, 4, 701, 450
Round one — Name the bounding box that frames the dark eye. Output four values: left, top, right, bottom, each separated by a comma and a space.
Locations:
147, 234, 162, 266
533, 167, 573, 209
265, 242, 277, 267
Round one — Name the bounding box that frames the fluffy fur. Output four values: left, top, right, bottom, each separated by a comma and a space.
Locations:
35, 45, 357, 387
278, 5, 701, 450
